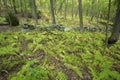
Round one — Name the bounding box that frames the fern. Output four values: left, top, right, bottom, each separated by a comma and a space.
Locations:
56, 72, 68, 80
64, 63, 83, 79
10, 60, 49, 80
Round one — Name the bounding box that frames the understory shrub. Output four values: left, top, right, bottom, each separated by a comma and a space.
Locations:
5, 12, 19, 26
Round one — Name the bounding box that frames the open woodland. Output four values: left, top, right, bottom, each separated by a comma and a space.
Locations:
0, 0, 120, 80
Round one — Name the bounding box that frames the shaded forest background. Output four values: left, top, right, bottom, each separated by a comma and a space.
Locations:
0, 0, 117, 27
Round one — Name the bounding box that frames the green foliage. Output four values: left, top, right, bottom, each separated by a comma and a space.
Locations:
0, 45, 20, 55
0, 32, 20, 55
5, 12, 19, 26
64, 63, 83, 78
0, 17, 6, 24
82, 51, 120, 80
0, 31, 120, 80
62, 54, 81, 66
1, 58, 23, 71
0, 0, 120, 79
27, 12, 33, 18
56, 72, 68, 80
10, 60, 49, 80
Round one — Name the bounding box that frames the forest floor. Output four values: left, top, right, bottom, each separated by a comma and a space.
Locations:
0, 25, 120, 80
0, 13, 119, 80
0, 25, 9, 32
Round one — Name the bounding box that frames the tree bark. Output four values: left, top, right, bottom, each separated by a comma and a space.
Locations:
104, 0, 111, 49
64, 0, 67, 20
108, 0, 120, 44
0, 0, 2, 6
87, 0, 91, 23
20, 0, 23, 13
58, 0, 64, 16
3, 0, 9, 9
32, 0, 38, 25
90, 0, 95, 22
78, 0, 83, 31
50, 0, 56, 25
24, 0, 28, 23
86, 0, 90, 16
3, 0, 7, 7
12, 0, 17, 14
71, 0, 74, 20
0, 0, 2, 11
96, 0, 101, 24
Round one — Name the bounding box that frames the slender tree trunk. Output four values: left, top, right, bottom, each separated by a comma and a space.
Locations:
3, 0, 9, 9
71, 0, 74, 20
64, 0, 67, 20
96, 0, 101, 24
87, 0, 91, 23
12, 0, 17, 14
108, 0, 120, 44
9, 0, 13, 9
75, 7, 79, 17
20, 0, 23, 13
104, 0, 111, 49
32, 0, 38, 25
0, 0, 3, 7
78, 0, 83, 31
16, 0, 19, 12
54, 0, 57, 14
86, 0, 90, 16
0, 0, 2, 11
24, 0, 28, 23
3, 0, 7, 7
90, 0, 95, 22
50, 0, 56, 25
0, 0, 2, 4
58, 0, 64, 16
0, 0, 2, 6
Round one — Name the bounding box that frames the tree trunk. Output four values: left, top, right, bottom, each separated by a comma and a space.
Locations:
90, 0, 95, 22
3, 0, 9, 9
75, 7, 79, 17
32, 0, 38, 25
104, 0, 111, 49
9, 0, 13, 9
3, 0, 7, 7
108, 0, 120, 44
0, 0, 2, 11
96, 0, 101, 24
0, 0, 2, 6
78, 0, 83, 31
53, 0, 57, 15
86, 0, 90, 16
50, 0, 56, 25
64, 0, 67, 20
20, 0, 23, 13
12, 0, 17, 14
24, 0, 28, 23
87, 0, 91, 23
71, 0, 74, 20
58, 0, 64, 16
